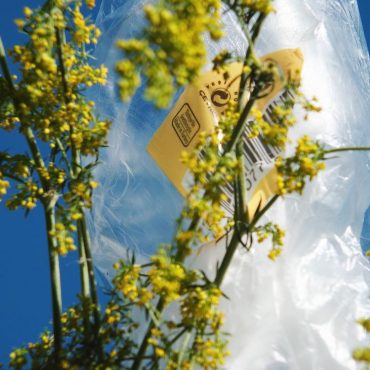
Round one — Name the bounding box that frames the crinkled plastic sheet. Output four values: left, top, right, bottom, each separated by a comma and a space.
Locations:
88, 0, 370, 368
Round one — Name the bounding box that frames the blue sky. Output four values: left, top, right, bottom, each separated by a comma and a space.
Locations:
0, 0, 369, 364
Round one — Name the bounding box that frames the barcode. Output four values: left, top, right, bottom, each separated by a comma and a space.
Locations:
183, 90, 293, 219
219, 90, 292, 217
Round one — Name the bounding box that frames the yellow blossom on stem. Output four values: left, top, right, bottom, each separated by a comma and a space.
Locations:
116, 0, 223, 107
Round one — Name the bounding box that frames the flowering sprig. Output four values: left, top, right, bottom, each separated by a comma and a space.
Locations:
0, 0, 109, 363
275, 135, 326, 195
111, 248, 229, 370
116, 0, 223, 107
253, 222, 285, 260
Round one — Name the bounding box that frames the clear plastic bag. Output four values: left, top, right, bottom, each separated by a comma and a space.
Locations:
88, 0, 370, 368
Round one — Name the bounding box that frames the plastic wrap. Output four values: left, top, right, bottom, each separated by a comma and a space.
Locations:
88, 0, 370, 368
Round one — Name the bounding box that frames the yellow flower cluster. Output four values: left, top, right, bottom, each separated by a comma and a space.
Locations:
49, 223, 77, 256
242, 0, 274, 14
0, 76, 19, 130
5, 178, 42, 210
0, 172, 10, 198
358, 318, 370, 332
148, 327, 166, 358
353, 319, 370, 364
115, 58, 142, 101
105, 304, 121, 325
114, 263, 140, 301
275, 135, 325, 195
116, 0, 223, 107
37, 163, 65, 187
7, 1, 109, 155
166, 358, 191, 370
255, 222, 284, 249
72, 6, 100, 45
180, 287, 222, 326
255, 223, 285, 261
113, 262, 153, 305
85, 0, 96, 9
9, 348, 28, 368
0, 115, 18, 131
14, 163, 30, 179
248, 71, 321, 154
180, 130, 238, 243
267, 247, 282, 261
250, 104, 295, 150
60, 307, 81, 336
192, 336, 230, 370
353, 347, 370, 363
148, 251, 187, 304
63, 178, 99, 212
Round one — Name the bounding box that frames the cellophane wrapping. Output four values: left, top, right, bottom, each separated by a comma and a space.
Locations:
88, 0, 370, 368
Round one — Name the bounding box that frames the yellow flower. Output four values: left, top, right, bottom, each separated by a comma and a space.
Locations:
23, 7, 33, 17
85, 0, 95, 8
0, 178, 10, 196
155, 347, 165, 358
89, 180, 99, 189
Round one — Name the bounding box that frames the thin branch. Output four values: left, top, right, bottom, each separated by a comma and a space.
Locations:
55, 138, 73, 178
130, 299, 165, 370
53, 11, 102, 325
324, 146, 370, 155
1, 171, 27, 185
214, 194, 279, 287
0, 37, 15, 95
79, 215, 105, 360
43, 204, 63, 364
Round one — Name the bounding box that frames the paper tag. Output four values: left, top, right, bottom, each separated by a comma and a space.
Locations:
147, 49, 303, 219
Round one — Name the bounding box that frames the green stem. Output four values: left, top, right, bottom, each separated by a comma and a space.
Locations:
43, 204, 63, 364
54, 27, 69, 103
169, 327, 188, 345
214, 139, 248, 287
54, 12, 99, 305
54, 22, 80, 171
76, 220, 94, 355
211, 12, 276, 288
24, 127, 48, 186
235, 140, 248, 221
177, 330, 192, 366
238, 13, 266, 93
214, 194, 279, 287
214, 222, 242, 287
77, 221, 91, 298
79, 216, 100, 320
54, 11, 102, 347
324, 147, 370, 154
249, 194, 279, 230
223, 92, 259, 155
55, 138, 73, 178
0, 37, 15, 95
79, 215, 105, 361
130, 299, 165, 370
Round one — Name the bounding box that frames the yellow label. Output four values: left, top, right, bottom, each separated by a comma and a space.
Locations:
147, 49, 303, 218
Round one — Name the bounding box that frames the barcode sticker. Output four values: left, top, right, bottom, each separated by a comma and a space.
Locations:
147, 49, 304, 220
